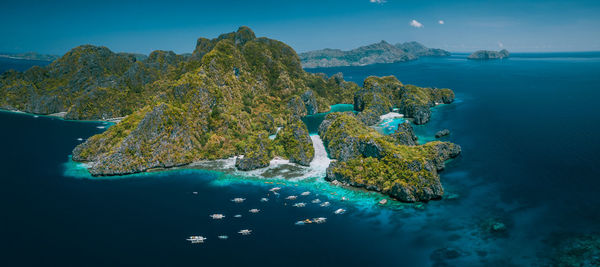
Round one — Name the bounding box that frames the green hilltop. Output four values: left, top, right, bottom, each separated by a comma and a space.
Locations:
0, 26, 461, 202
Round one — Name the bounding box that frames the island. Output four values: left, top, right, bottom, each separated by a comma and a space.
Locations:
467, 49, 510, 60
299, 41, 450, 68
0, 26, 460, 203
0, 52, 60, 62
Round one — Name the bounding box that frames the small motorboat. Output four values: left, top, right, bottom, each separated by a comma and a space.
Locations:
320, 202, 331, 207
311, 199, 321, 204
285, 195, 297, 200
334, 208, 346, 215
300, 191, 311, 196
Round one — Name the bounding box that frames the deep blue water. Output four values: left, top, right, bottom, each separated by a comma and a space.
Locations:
1, 53, 600, 266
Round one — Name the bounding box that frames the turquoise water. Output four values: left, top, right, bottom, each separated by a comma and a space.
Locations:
301, 103, 355, 133
2, 53, 600, 266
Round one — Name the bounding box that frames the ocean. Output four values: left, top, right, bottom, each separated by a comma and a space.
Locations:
1, 53, 599, 266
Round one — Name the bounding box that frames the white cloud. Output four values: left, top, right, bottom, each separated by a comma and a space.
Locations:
370, 0, 386, 3
410, 20, 424, 28
438, 20, 445, 25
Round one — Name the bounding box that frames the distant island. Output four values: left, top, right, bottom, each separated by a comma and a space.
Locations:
0, 27, 460, 203
467, 49, 510, 60
299, 41, 450, 68
0, 52, 60, 62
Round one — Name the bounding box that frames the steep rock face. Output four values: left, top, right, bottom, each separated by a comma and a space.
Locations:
351, 76, 454, 125
397, 84, 455, 125
391, 121, 418, 146
320, 112, 460, 202
275, 117, 314, 166
69, 27, 352, 176
353, 76, 400, 125
467, 49, 509, 60
288, 95, 307, 117
235, 131, 273, 171
301, 90, 318, 115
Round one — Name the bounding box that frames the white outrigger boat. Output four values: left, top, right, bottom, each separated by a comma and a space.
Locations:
285, 195, 297, 200
238, 229, 252, 235
260, 197, 269, 202
320, 202, 331, 207
300, 191, 311, 196
292, 202, 306, 208
334, 208, 346, 215
231, 198, 246, 203
186, 236, 207, 243
249, 208, 260, 213
209, 214, 225, 219
311, 199, 321, 204
312, 217, 327, 224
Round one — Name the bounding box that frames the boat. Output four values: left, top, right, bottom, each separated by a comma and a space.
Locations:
320, 202, 331, 207
186, 236, 207, 243
311, 199, 321, 204
292, 202, 306, 208
209, 214, 225, 219
77, 138, 83, 141
334, 208, 346, 215
249, 208, 260, 213
312, 217, 327, 224
231, 198, 246, 203
269, 187, 281, 192
300, 191, 311, 196
285, 195, 297, 200
260, 198, 269, 202
341, 197, 348, 201
218, 235, 228, 240
234, 214, 242, 218
238, 229, 252, 235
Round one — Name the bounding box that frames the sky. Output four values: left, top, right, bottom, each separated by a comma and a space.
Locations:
1, 0, 600, 55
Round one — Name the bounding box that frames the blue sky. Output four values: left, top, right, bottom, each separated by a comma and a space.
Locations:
1, 0, 599, 55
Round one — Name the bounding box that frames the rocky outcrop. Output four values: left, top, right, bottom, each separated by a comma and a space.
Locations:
321, 112, 460, 202
351, 76, 455, 125
468, 49, 509, 60
235, 131, 273, 171
275, 117, 314, 166
397, 85, 455, 125
287, 95, 307, 117
301, 90, 318, 115
391, 121, 418, 146
435, 129, 450, 138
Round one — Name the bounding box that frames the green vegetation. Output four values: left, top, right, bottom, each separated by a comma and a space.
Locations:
1, 26, 459, 187
321, 112, 460, 202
